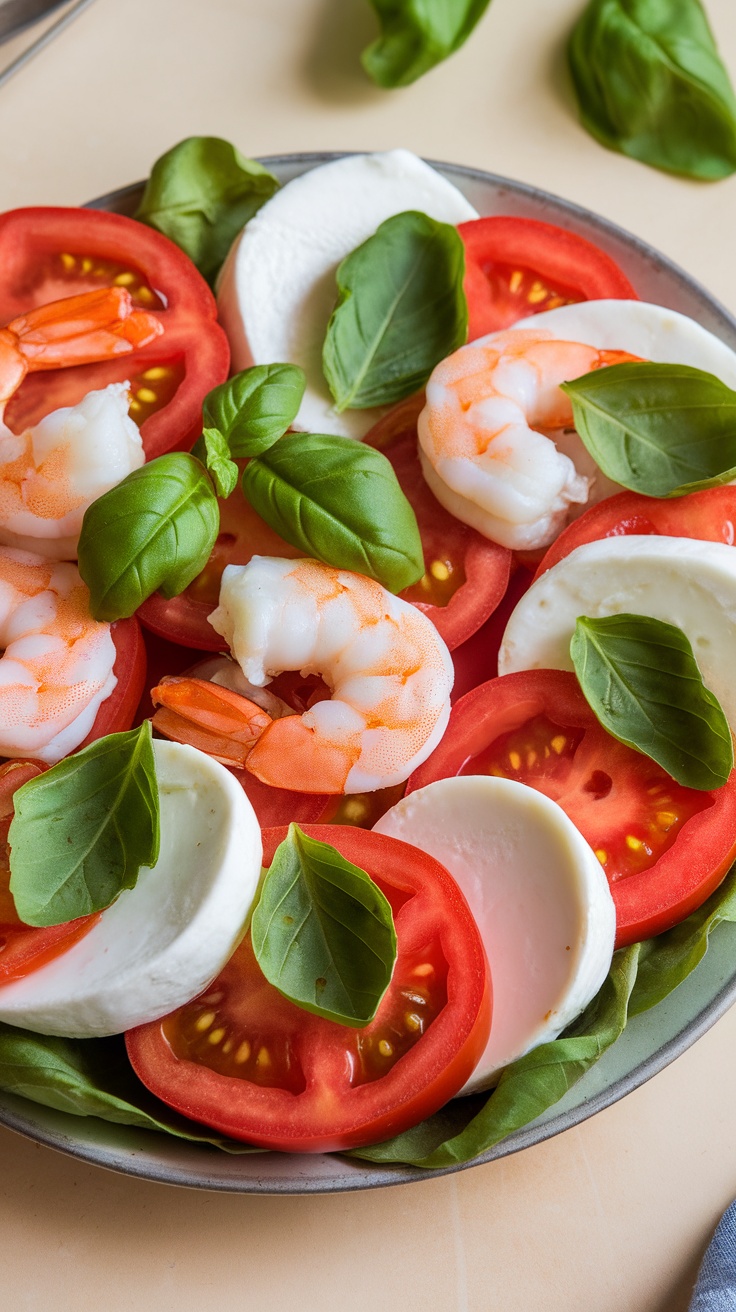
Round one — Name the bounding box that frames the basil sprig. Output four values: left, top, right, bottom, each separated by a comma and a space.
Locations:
362, 0, 493, 88
135, 137, 280, 285
9, 723, 160, 928
251, 825, 397, 1027
77, 453, 219, 621
241, 432, 424, 592
568, 0, 736, 180
570, 614, 733, 790
561, 362, 736, 498
322, 211, 467, 412
192, 364, 307, 497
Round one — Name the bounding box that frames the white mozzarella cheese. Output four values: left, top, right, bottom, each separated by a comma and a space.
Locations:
216, 149, 478, 440
499, 534, 736, 728
374, 776, 615, 1093
0, 740, 262, 1037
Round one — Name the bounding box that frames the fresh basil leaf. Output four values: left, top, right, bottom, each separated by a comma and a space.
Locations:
135, 137, 280, 285
570, 614, 733, 790
251, 824, 397, 1027
191, 429, 239, 499
203, 365, 306, 458
322, 210, 467, 411
561, 362, 736, 497
568, 0, 736, 180
241, 432, 424, 592
362, 0, 493, 88
77, 453, 219, 621
9, 723, 160, 928
0, 1026, 257, 1152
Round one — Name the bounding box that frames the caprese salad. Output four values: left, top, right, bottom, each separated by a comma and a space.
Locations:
0, 140, 735, 1168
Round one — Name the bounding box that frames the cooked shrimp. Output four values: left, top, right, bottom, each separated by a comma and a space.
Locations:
417, 329, 637, 551
185, 556, 455, 793
0, 546, 117, 763
0, 288, 162, 559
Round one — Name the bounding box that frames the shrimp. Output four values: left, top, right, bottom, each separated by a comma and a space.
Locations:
0, 545, 117, 763
156, 557, 455, 794
0, 288, 162, 559
417, 329, 637, 551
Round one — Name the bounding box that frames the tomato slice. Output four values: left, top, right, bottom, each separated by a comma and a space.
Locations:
126, 824, 491, 1152
364, 395, 512, 649
408, 669, 736, 946
0, 208, 229, 457
459, 216, 638, 341
76, 617, 147, 751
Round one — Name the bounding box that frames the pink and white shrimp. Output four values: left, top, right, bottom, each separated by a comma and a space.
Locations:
0, 546, 117, 763
0, 288, 162, 559
417, 329, 636, 551
194, 556, 455, 793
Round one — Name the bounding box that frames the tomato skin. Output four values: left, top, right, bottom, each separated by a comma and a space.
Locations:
408, 669, 736, 946
126, 824, 492, 1153
459, 216, 637, 341
77, 617, 147, 751
0, 207, 230, 457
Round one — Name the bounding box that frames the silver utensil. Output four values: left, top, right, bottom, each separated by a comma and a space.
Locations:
0, 0, 97, 90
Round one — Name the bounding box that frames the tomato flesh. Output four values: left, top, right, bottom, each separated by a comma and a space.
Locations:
76, 617, 147, 752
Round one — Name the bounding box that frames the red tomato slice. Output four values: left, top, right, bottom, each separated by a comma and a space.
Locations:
364, 395, 512, 649
126, 824, 492, 1152
76, 617, 147, 751
408, 669, 736, 946
0, 208, 229, 457
450, 563, 534, 702
459, 216, 638, 341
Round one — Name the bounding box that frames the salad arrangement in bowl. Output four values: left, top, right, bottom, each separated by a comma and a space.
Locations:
1, 140, 736, 1191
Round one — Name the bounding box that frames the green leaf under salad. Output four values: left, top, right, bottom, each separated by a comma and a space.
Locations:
241, 431, 425, 592
568, 0, 736, 180
362, 0, 494, 88
135, 136, 280, 285
570, 614, 733, 790
322, 210, 467, 411
77, 452, 220, 621
251, 825, 397, 1027
9, 723, 160, 928
561, 362, 736, 497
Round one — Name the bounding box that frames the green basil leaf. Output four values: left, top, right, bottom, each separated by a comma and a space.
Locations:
561, 362, 736, 497
135, 137, 280, 285
568, 0, 736, 180
0, 1026, 257, 1152
570, 614, 733, 789
322, 210, 467, 411
77, 453, 219, 621
9, 723, 160, 928
241, 432, 424, 592
251, 824, 397, 1027
362, 0, 494, 88
191, 429, 239, 499
202, 364, 306, 458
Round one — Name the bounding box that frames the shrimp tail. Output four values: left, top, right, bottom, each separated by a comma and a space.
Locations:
150, 677, 273, 770
245, 715, 356, 794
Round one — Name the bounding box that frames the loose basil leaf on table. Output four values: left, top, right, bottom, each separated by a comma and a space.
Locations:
349, 862, 736, 1167
135, 136, 280, 285
77, 453, 219, 621
241, 432, 425, 592
322, 210, 467, 411
570, 614, 733, 790
561, 362, 736, 497
362, 0, 494, 88
251, 824, 397, 1027
9, 723, 160, 928
568, 0, 736, 180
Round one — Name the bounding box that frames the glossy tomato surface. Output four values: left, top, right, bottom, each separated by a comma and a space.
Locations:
0, 207, 229, 456
126, 824, 491, 1153
77, 617, 147, 751
408, 669, 736, 946
459, 216, 637, 341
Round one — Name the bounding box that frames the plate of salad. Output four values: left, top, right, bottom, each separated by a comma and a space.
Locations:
0, 145, 736, 1193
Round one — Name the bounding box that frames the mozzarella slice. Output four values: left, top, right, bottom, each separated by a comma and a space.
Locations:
374, 776, 615, 1092
499, 534, 736, 728
216, 149, 478, 440
0, 740, 262, 1037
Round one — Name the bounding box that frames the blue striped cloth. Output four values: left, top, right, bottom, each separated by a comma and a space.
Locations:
690, 1200, 736, 1309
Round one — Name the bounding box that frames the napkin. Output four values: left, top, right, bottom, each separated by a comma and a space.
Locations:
690, 1200, 736, 1309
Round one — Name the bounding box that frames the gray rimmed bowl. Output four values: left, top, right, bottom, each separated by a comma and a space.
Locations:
1, 153, 735, 1193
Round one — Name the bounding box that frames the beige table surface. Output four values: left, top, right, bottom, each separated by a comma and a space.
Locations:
1, 0, 736, 1307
